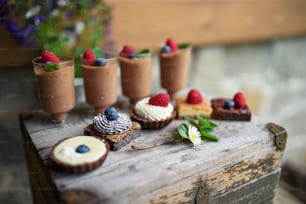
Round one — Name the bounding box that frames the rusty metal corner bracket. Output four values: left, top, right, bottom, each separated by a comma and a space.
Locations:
267, 122, 287, 150
194, 183, 209, 204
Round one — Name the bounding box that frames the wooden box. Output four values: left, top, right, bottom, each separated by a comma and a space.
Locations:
20, 103, 287, 204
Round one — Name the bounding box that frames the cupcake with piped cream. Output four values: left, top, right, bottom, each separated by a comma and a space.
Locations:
84, 106, 141, 151
130, 93, 177, 129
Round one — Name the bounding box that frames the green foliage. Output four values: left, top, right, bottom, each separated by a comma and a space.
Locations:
137, 49, 150, 59
178, 42, 190, 49
178, 115, 219, 142
178, 123, 189, 140
34, 1, 112, 78
44, 63, 59, 72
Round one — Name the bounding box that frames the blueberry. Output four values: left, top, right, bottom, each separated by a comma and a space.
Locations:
104, 106, 117, 115
105, 106, 119, 121
94, 58, 106, 66
128, 52, 137, 59
161, 45, 171, 53
106, 112, 119, 121
224, 99, 235, 109
76, 144, 90, 153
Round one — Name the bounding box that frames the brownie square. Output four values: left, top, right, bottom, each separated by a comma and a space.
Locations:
211, 98, 251, 121
84, 121, 141, 151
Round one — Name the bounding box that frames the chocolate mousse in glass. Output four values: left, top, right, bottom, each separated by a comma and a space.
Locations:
119, 46, 152, 106
33, 56, 75, 123
159, 39, 191, 98
81, 51, 118, 114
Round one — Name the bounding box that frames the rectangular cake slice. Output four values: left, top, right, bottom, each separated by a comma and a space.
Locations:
175, 96, 212, 119
211, 98, 251, 121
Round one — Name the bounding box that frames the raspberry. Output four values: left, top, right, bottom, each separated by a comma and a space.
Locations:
121, 45, 135, 56
233, 92, 246, 108
166, 38, 178, 52
41, 50, 60, 63
83, 49, 96, 59
187, 89, 202, 104
149, 93, 170, 107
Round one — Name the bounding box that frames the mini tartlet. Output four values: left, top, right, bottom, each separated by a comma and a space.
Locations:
84, 107, 141, 151
175, 89, 212, 119
130, 93, 177, 129
50, 136, 109, 173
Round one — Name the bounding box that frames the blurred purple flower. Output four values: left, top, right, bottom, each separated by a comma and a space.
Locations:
65, 11, 73, 19
32, 14, 46, 25
0, 0, 8, 5
46, 0, 57, 10
5, 19, 18, 33
16, 25, 38, 47
65, 26, 75, 33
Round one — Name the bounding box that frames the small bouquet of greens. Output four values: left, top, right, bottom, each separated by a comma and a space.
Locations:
178, 115, 219, 146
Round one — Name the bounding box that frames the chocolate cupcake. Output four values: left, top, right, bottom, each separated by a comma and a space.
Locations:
84, 107, 141, 151
130, 93, 177, 129
50, 136, 109, 173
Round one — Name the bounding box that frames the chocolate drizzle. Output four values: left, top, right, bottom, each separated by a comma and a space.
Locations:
93, 113, 131, 135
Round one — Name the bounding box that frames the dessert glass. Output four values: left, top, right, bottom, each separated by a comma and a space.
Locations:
159, 46, 191, 98
81, 52, 118, 114
32, 56, 75, 122
119, 51, 152, 105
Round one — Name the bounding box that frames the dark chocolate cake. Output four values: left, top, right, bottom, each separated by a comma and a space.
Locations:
211, 98, 251, 121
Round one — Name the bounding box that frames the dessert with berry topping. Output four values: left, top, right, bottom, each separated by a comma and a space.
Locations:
84, 106, 141, 151
130, 93, 177, 129
175, 89, 212, 119
81, 49, 118, 113
211, 92, 251, 121
32, 50, 75, 122
159, 38, 191, 97
50, 136, 109, 173
119, 45, 152, 105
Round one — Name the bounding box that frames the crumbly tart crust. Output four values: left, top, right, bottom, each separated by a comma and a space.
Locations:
130, 109, 177, 129
84, 121, 141, 151
50, 136, 109, 174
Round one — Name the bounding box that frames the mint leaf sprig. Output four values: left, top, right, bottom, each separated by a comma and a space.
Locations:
44, 63, 59, 72
178, 115, 219, 142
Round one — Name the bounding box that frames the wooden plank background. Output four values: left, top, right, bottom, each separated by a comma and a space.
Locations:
108, 0, 306, 50
1, 0, 306, 67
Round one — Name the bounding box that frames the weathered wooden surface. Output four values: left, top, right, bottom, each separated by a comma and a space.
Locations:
20, 101, 284, 204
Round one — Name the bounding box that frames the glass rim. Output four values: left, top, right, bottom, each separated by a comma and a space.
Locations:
32, 56, 74, 66
80, 51, 118, 62
119, 49, 152, 59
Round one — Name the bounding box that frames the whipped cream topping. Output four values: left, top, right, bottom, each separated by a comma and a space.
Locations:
93, 113, 131, 135
53, 136, 107, 165
135, 97, 174, 121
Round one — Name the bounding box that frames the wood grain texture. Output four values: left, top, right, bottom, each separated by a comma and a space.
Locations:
20, 101, 284, 204
108, 0, 306, 50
